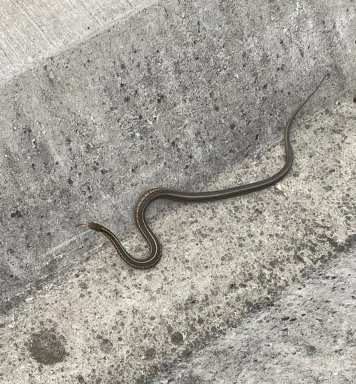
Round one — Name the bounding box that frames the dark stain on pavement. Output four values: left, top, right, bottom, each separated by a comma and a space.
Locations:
28, 328, 67, 365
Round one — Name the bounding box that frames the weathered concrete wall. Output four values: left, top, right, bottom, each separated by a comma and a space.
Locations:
0, 0, 355, 309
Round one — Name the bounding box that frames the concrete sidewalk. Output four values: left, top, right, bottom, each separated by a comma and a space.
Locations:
0, 0, 156, 82
0, 0, 354, 310
152, 242, 356, 384
0, 100, 355, 383
0, 0, 355, 383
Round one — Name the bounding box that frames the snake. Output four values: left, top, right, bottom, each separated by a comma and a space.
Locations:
78, 73, 328, 269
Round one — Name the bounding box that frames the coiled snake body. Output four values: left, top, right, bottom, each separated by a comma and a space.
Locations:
79, 74, 328, 269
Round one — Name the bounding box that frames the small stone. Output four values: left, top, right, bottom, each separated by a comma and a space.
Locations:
171, 331, 184, 345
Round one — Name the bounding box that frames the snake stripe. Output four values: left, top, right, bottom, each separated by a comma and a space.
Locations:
81, 74, 328, 269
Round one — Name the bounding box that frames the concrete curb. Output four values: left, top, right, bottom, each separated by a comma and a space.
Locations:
0, 100, 355, 382
1, 0, 354, 310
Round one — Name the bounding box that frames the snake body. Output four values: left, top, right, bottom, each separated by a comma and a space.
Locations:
81, 74, 328, 269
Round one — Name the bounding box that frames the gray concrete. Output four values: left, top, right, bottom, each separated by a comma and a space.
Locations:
0, 0, 155, 83
0, 0, 355, 311
151, 245, 356, 384
0, 1, 355, 383
0, 100, 355, 383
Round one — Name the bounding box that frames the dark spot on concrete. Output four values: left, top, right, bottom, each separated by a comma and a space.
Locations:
171, 331, 184, 345
229, 282, 237, 290
98, 337, 113, 354
28, 328, 67, 365
67, 178, 73, 185
144, 347, 156, 360
305, 344, 317, 355
157, 94, 165, 103
353, 96, 356, 103
230, 122, 236, 130
135, 375, 145, 384
77, 375, 86, 383
10, 209, 22, 218
78, 281, 88, 290
124, 95, 130, 102
182, 348, 193, 358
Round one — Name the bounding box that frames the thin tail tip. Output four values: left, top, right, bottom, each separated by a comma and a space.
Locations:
76, 223, 90, 228
77, 222, 99, 230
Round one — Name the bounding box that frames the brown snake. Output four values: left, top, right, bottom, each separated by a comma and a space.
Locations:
78, 74, 328, 269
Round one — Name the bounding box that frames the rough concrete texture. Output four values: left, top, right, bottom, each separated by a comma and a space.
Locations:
152, 245, 356, 384
0, 0, 156, 82
0, 100, 355, 383
0, 0, 355, 310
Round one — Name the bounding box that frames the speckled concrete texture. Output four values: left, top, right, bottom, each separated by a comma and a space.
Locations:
0, 0, 355, 309
0, 0, 156, 83
151, 243, 356, 384
0, 100, 355, 383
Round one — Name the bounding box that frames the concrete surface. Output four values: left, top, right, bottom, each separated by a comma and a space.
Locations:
0, 0, 355, 383
151, 244, 356, 384
0, 0, 156, 83
0, 0, 355, 311
0, 100, 355, 383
